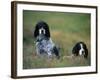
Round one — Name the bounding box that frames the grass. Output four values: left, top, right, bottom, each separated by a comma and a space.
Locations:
23, 10, 91, 69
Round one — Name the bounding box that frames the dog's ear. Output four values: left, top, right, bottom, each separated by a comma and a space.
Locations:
83, 43, 88, 58
45, 23, 50, 38
84, 48, 88, 58
45, 28, 50, 38
34, 25, 39, 38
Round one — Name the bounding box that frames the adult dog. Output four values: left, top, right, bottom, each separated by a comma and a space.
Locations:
34, 21, 60, 59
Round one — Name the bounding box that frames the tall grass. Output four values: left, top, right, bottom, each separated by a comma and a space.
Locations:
23, 10, 91, 69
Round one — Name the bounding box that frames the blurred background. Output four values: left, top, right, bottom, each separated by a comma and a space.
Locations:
23, 10, 91, 69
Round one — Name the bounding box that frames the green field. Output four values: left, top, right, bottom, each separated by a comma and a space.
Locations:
23, 10, 91, 69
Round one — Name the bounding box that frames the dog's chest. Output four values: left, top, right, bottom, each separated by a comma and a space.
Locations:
38, 39, 54, 52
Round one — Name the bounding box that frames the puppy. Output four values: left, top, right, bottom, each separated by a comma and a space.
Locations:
34, 21, 60, 59
72, 42, 88, 58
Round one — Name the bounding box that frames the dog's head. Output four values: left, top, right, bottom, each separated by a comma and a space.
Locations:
72, 42, 88, 58
34, 21, 50, 39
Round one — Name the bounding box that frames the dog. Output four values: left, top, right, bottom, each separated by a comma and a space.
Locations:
72, 42, 88, 58
34, 21, 60, 59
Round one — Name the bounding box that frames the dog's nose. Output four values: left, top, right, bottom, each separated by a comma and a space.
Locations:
41, 30, 44, 34
82, 51, 85, 54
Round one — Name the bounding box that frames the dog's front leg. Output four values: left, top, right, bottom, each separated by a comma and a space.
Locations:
47, 52, 52, 59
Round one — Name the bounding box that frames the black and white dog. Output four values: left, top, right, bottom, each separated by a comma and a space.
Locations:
34, 21, 60, 59
72, 42, 88, 58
